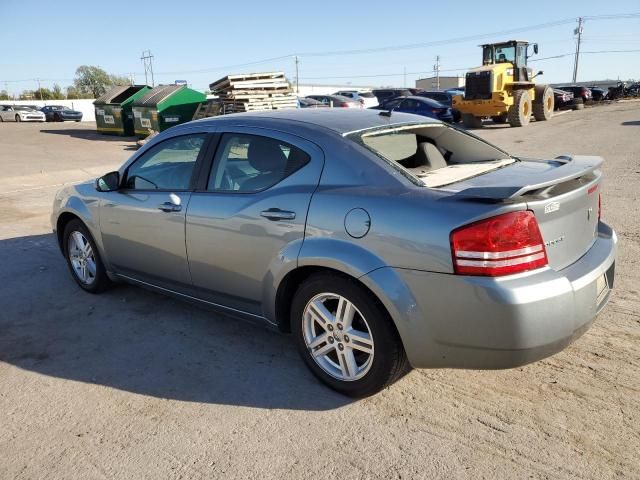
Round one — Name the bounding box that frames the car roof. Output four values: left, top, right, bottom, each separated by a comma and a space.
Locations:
189, 108, 438, 135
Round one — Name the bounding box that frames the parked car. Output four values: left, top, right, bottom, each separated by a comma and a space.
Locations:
553, 88, 574, 110
41, 105, 83, 122
556, 85, 592, 103
372, 88, 412, 104
585, 86, 606, 102
297, 97, 328, 108
52, 109, 616, 397
333, 90, 379, 108
0, 105, 46, 122
415, 90, 461, 122
372, 96, 453, 123
305, 95, 361, 108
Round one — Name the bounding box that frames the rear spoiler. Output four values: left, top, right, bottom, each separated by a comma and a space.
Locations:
453, 155, 604, 200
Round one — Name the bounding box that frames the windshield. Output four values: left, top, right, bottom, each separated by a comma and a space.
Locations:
14, 106, 34, 111
495, 45, 515, 64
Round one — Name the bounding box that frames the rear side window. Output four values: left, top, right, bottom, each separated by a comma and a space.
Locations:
359, 91, 375, 98
207, 134, 310, 192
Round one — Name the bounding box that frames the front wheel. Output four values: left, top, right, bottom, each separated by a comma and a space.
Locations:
533, 85, 554, 121
291, 273, 409, 397
15, 115, 21, 122
63, 219, 111, 293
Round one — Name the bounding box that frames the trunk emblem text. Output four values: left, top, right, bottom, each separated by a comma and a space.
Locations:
545, 236, 565, 247
544, 202, 560, 214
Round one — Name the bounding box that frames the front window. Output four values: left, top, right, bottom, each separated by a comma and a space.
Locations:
125, 134, 206, 190
494, 45, 515, 64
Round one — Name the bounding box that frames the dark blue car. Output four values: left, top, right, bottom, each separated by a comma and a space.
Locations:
373, 96, 454, 123
416, 91, 462, 123
40, 105, 83, 122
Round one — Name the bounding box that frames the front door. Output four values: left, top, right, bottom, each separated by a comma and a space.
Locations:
185, 129, 323, 316
100, 133, 209, 289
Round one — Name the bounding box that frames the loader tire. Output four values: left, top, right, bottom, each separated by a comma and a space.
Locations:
508, 89, 531, 127
462, 113, 483, 128
533, 85, 554, 121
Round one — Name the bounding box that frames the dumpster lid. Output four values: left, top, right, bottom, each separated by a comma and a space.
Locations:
94, 85, 147, 105
133, 85, 184, 107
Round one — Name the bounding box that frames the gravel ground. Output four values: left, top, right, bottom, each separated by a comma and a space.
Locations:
0, 104, 638, 479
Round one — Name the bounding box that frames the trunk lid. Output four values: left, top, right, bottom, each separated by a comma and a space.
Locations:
443, 156, 602, 270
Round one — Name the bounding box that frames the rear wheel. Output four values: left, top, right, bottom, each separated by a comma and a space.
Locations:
291, 273, 409, 397
491, 114, 508, 124
15, 115, 21, 122
508, 89, 531, 127
462, 113, 483, 128
533, 85, 554, 121
572, 98, 584, 110
63, 219, 111, 293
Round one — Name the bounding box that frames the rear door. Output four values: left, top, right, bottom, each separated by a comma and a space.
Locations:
100, 132, 211, 289
185, 128, 324, 315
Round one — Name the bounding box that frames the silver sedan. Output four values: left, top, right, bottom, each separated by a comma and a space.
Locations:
0, 105, 46, 122
51, 109, 616, 397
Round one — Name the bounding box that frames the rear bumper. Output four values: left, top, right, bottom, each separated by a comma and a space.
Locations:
364, 221, 617, 369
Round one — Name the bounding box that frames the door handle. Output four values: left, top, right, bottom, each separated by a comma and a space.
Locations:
260, 208, 296, 221
158, 202, 182, 212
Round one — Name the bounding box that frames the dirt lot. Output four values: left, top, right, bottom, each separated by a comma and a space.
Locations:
0, 105, 638, 479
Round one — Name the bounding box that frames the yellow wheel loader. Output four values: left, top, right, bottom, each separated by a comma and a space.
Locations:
452, 40, 553, 128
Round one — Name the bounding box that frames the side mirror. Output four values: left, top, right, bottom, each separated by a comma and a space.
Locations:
533, 44, 539, 55
96, 171, 120, 192
537, 70, 544, 76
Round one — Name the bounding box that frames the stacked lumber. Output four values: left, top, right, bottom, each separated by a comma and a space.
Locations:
208, 72, 297, 113
192, 99, 223, 120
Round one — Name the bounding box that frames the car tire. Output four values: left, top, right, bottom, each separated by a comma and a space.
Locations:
533, 85, 554, 121
54, 114, 60, 122
15, 114, 21, 122
572, 98, 584, 110
462, 113, 483, 128
508, 89, 531, 127
62, 219, 111, 293
291, 273, 409, 397
491, 114, 508, 124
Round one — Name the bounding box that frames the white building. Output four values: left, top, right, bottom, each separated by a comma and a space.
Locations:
415, 76, 465, 91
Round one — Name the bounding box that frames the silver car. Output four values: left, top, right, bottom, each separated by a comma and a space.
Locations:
0, 105, 46, 122
51, 109, 616, 397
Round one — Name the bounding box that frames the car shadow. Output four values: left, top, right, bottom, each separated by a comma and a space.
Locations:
0, 233, 350, 411
40, 128, 137, 143
621, 120, 640, 126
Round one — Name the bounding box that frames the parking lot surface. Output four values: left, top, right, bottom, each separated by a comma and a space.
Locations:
1, 104, 638, 479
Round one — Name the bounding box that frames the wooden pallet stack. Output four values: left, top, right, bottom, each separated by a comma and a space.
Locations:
208, 72, 297, 113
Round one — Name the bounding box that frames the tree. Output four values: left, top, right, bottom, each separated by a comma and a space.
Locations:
52, 84, 65, 100
73, 65, 129, 98
0, 90, 9, 100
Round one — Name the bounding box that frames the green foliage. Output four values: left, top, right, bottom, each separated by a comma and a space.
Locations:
74, 65, 130, 98
0, 90, 9, 100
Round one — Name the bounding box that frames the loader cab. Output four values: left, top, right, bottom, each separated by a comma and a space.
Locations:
481, 41, 536, 82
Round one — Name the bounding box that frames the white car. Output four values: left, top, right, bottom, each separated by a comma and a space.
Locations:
0, 105, 46, 122
333, 90, 379, 108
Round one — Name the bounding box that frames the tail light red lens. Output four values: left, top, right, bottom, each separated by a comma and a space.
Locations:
432, 108, 445, 114
450, 211, 548, 276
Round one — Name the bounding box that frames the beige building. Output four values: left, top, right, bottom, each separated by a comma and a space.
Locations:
415, 75, 465, 91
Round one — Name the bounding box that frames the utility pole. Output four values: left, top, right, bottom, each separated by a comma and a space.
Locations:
572, 17, 584, 83
294, 55, 299, 94
434, 56, 441, 90
141, 50, 155, 87
36, 78, 43, 101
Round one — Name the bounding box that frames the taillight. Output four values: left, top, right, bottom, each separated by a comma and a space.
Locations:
450, 211, 548, 276
432, 108, 445, 114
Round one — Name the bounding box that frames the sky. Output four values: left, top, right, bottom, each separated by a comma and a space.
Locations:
0, 0, 639, 96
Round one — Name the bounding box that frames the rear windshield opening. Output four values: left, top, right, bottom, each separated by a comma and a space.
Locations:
347, 124, 515, 188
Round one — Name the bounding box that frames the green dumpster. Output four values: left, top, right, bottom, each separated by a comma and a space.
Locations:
132, 85, 205, 138
94, 85, 151, 136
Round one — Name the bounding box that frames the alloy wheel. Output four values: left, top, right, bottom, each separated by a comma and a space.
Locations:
302, 293, 374, 381
67, 231, 97, 285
